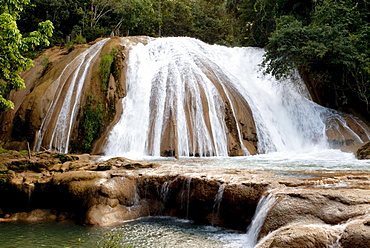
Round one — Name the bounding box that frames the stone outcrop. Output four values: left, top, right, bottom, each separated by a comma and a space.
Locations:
256, 176, 370, 247
1, 151, 370, 247
356, 141, 370, 159
0, 36, 147, 154
340, 217, 370, 248
325, 114, 370, 148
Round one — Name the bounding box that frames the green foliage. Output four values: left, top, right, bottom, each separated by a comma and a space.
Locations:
16, 0, 239, 45
64, 35, 88, 52
53, 153, 78, 163
226, 0, 314, 46
0, 146, 7, 153
80, 93, 104, 152
19, 150, 28, 156
263, 0, 370, 112
100, 48, 119, 92
97, 232, 133, 248
74, 35, 86, 44
94, 164, 112, 171
40, 57, 50, 68
0, 0, 53, 110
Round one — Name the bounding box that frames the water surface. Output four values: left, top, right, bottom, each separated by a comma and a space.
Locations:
0, 217, 246, 248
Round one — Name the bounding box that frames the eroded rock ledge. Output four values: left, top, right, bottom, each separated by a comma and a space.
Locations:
1, 151, 370, 247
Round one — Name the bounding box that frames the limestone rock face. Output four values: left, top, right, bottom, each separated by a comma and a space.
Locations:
340, 217, 370, 248
357, 141, 370, 159
326, 115, 370, 148
259, 188, 370, 238
256, 223, 341, 248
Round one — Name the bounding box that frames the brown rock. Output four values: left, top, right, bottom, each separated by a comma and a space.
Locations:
356, 141, 370, 159
340, 217, 370, 248
260, 188, 370, 238
85, 204, 128, 226
5, 209, 57, 222
256, 223, 340, 248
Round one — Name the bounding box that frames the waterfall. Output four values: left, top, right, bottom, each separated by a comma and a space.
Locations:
104, 37, 369, 158
212, 184, 225, 225
244, 194, 276, 248
36, 38, 109, 153
160, 181, 170, 204
180, 178, 192, 219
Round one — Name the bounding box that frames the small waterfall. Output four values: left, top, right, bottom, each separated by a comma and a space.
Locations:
244, 194, 276, 248
26, 182, 35, 211
104, 37, 369, 158
180, 178, 192, 219
36, 38, 109, 153
160, 181, 170, 204
212, 184, 225, 225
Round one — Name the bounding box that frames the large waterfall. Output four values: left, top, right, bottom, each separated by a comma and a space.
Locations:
36, 39, 109, 153
104, 37, 369, 158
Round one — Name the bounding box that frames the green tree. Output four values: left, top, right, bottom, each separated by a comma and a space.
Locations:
226, 0, 314, 46
0, 0, 53, 110
263, 0, 370, 115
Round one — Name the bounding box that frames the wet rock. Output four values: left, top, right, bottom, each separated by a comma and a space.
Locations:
256, 223, 341, 248
1, 209, 57, 222
85, 204, 128, 226
340, 217, 370, 248
356, 141, 370, 159
260, 188, 370, 238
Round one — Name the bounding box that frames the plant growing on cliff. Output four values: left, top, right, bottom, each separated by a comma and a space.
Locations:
100, 48, 119, 92
0, 0, 53, 110
80, 93, 104, 152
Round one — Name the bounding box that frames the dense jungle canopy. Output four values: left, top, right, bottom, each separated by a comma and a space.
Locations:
1, 0, 370, 120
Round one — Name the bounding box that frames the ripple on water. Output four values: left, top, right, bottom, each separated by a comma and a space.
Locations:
0, 217, 247, 248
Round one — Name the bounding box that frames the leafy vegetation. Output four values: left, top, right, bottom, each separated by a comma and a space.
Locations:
80, 93, 104, 153
53, 153, 78, 163
100, 48, 119, 92
17, 0, 239, 46
0, 0, 53, 110
261, 0, 370, 114
97, 232, 133, 248
0, 0, 368, 120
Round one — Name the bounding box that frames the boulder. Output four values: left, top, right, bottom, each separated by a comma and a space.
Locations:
260, 188, 370, 238
1, 209, 57, 222
340, 217, 370, 248
256, 223, 341, 248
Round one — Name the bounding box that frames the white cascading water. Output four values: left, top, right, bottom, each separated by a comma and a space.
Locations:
104, 37, 369, 158
244, 194, 276, 248
36, 38, 109, 153
105, 38, 233, 157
